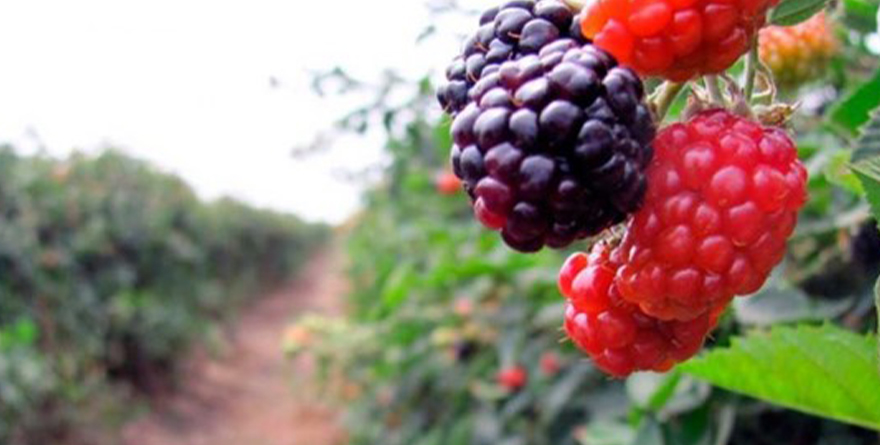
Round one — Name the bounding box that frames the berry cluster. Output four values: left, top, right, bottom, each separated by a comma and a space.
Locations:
580, 0, 778, 81
759, 12, 837, 88
438, 0, 813, 377
559, 110, 807, 375
559, 243, 720, 377
438, 1, 657, 252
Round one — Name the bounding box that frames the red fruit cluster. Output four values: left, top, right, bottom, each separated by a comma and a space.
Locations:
497, 366, 528, 390
559, 243, 720, 377
558, 110, 807, 376
615, 109, 807, 320
580, 0, 777, 81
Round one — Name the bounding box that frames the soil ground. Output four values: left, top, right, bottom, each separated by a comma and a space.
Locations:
121, 247, 348, 445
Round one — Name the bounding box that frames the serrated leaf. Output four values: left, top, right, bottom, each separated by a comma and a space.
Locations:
680, 325, 880, 430
830, 69, 880, 135
852, 111, 880, 162
851, 156, 880, 222
770, 0, 828, 25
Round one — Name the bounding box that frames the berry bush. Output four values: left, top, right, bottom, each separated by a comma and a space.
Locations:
290, 0, 880, 442
0, 149, 327, 443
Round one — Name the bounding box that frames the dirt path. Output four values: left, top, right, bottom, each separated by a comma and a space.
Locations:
121, 247, 348, 445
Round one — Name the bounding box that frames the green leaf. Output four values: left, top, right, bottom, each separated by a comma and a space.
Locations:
576, 420, 636, 445
830, 69, 880, 136
851, 156, 880, 221
770, 0, 828, 25
842, 0, 879, 33
852, 111, 880, 162
680, 325, 880, 430
632, 417, 664, 445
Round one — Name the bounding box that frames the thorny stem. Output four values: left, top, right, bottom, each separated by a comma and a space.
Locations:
704, 75, 726, 106
651, 82, 686, 122
743, 34, 760, 102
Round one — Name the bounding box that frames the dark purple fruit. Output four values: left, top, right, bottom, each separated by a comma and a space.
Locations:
437, 4, 654, 252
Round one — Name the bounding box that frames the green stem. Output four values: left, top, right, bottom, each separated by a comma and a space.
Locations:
562, 0, 586, 10
875, 277, 879, 372
704, 75, 726, 107
652, 82, 686, 122
743, 35, 759, 102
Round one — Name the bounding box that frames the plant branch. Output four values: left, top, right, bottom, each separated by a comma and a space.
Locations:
704, 75, 726, 107
651, 82, 687, 122
562, 0, 587, 10
743, 34, 760, 102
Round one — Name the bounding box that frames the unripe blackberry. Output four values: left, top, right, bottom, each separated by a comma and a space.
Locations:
439, 3, 656, 252
614, 110, 807, 321
759, 12, 838, 88
559, 244, 720, 377
438, 0, 586, 115
579, 0, 778, 81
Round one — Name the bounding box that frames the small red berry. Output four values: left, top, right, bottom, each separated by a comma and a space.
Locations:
580, 0, 778, 80
497, 366, 528, 391
540, 352, 562, 376
436, 171, 462, 195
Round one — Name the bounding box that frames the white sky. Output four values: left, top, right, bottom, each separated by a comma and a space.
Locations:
0, 0, 494, 224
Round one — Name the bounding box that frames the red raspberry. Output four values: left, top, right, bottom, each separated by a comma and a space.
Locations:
539, 352, 562, 376
580, 0, 777, 81
759, 12, 838, 88
614, 109, 807, 321
559, 244, 721, 377
497, 366, 529, 390
436, 171, 463, 195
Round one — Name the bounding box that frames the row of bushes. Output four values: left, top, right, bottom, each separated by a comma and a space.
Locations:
0, 148, 328, 443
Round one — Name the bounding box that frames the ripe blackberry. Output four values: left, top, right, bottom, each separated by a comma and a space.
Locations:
613, 110, 807, 321
559, 244, 720, 377
852, 219, 880, 269
579, 0, 778, 81
438, 0, 586, 115
759, 12, 837, 88
444, 46, 655, 251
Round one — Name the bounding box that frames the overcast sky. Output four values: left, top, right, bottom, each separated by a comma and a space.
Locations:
0, 0, 495, 223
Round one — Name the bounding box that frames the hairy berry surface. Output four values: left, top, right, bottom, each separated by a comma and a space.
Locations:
613, 110, 807, 321
580, 0, 777, 81
559, 244, 720, 377
759, 12, 837, 88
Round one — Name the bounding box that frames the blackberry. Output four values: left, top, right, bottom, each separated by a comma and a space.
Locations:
853, 219, 880, 269
437, 0, 585, 115
441, 41, 655, 251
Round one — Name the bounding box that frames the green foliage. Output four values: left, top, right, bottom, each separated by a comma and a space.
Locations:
0, 148, 327, 443
681, 325, 880, 430
769, 0, 828, 26
852, 156, 880, 221
830, 69, 880, 136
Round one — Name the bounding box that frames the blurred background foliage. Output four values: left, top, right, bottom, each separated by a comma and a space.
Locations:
287, 1, 880, 444
0, 148, 328, 443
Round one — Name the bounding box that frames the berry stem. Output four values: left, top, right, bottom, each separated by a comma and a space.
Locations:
651, 82, 687, 122
743, 34, 759, 102
704, 75, 726, 107
561, 0, 586, 11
